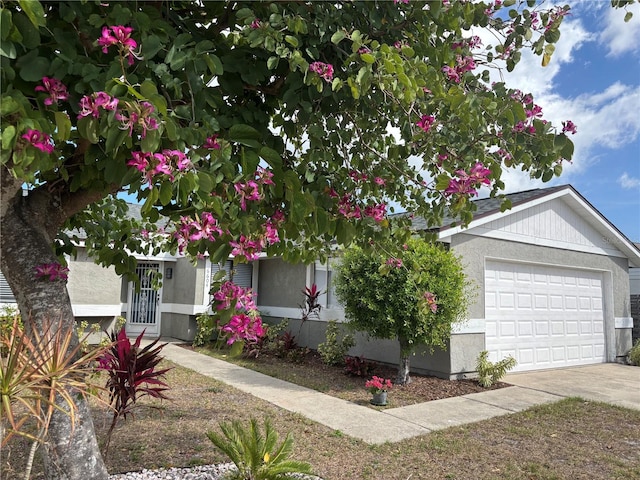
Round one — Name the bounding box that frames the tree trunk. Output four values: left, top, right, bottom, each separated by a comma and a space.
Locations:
396, 336, 412, 385
0, 186, 109, 480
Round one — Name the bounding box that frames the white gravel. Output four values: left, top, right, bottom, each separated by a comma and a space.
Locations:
109, 464, 323, 480
109, 463, 237, 480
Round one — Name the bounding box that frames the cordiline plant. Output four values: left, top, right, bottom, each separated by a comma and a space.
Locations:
0, 316, 109, 479
207, 418, 313, 480
98, 327, 170, 456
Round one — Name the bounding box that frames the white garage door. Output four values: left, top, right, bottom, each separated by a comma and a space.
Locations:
485, 260, 605, 372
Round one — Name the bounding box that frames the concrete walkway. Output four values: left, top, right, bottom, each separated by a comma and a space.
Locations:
160, 343, 640, 445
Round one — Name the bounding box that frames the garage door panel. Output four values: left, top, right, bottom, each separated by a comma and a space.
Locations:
485, 260, 605, 372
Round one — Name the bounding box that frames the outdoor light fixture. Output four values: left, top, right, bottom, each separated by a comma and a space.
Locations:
165, 267, 173, 279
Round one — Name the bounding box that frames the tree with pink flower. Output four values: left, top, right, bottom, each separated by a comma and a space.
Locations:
1, 1, 623, 477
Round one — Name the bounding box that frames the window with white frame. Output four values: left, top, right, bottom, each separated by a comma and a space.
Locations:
313, 259, 340, 309
207, 260, 253, 302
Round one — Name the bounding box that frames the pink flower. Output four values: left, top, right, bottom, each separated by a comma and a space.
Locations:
21, 129, 54, 154
35, 77, 69, 106
229, 235, 263, 261
22, 130, 55, 153
416, 114, 435, 133
365, 376, 393, 394
338, 195, 361, 220
423, 291, 438, 313
35, 262, 69, 281
264, 221, 280, 245
309, 61, 334, 82
385, 258, 403, 268
444, 162, 491, 197
98, 25, 139, 66
163, 149, 190, 171
364, 204, 387, 222
173, 213, 222, 253
393, 0, 409, 4
127, 151, 151, 172
220, 313, 265, 345
203, 134, 221, 150
250, 18, 261, 29
78, 92, 118, 118
374, 177, 386, 186
562, 120, 577, 135
234, 181, 262, 210
255, 166, 274, 186
442, 65, 460, 83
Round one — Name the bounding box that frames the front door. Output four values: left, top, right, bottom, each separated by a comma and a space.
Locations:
126, 262, 162, 337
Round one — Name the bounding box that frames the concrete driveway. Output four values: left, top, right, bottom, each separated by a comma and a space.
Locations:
505, 363, 640, 411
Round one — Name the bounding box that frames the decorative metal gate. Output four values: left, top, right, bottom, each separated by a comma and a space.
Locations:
126, 262, 161, 336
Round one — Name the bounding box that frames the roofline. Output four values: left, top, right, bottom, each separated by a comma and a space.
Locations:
438, 185, 640, 268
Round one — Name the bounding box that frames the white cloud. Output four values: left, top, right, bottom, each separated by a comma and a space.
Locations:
599, 1, 640, 57
618, 172, 640, 189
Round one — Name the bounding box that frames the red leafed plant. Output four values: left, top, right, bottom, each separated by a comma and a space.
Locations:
98, 327, 170, 456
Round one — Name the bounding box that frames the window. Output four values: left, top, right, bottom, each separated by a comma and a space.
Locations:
314, 259, 340, 309
209, 260, 253, 287
0, 272, 16, 303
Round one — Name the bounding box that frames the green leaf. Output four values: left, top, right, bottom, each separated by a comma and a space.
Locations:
159, 181, 173, 205
435, 174, 450, 191
542, 169, 553, 182
267, 56, 279, 70
211, 242, 232, 264
54, 112, 71, 142
13, 12, 40, 48
104, 127, 127, 153
140, 80, 158, 98
360, 53, 375, 64
18, 56, 49, 81
205, 54, 224, 75
0, 10, 12, 41
229, 124, 261, 148
141, 128, 160, 153
336, 220, 356, 245
197, 172, 214, 193
0, 95, 20, 115
499, 198, 512, 213
259, 146, 281, 168
77, 117, 99, 144
18, 0, 46, 27
331, 30, 346, 44
0, 40, 16, 59
284, 35, 299, 47
1, 125, 16, 149
624, 11, 633, 22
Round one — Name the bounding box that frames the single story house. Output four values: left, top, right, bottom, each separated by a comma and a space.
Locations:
1, 184, 638, 379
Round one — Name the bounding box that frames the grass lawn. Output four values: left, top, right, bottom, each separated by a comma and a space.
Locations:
4, 359, 640, 480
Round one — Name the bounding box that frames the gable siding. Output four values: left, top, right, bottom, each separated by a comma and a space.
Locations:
466, 198, 624, 258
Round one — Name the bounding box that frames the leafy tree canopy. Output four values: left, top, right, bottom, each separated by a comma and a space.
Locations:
333, 238, 470, 383
2, 0, 576, 278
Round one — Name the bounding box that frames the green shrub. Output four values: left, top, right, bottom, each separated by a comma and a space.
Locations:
317, 320, 355, 366
194, 312, 218, 347
476, 350, 517, 387
627, 339, 640, 366
207, 418, 313, 480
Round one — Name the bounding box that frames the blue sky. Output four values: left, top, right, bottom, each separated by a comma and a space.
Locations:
482, 0, 640, 242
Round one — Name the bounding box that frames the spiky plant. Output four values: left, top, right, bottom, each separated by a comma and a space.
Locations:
98, 327, 170, 456
207, 418, 313, 480
0, 317, 109, 479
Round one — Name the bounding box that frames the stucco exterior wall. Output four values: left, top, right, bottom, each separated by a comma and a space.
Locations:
257, 258, 306, 307
161, 313, 197, 340
67, 248, 120, 307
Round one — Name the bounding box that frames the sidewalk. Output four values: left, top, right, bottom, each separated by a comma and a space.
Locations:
159, 343, 602, 445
